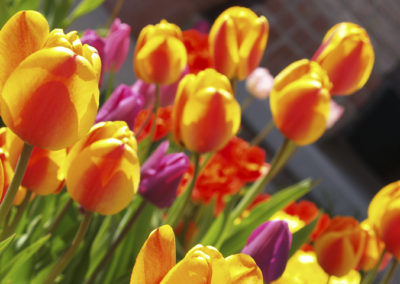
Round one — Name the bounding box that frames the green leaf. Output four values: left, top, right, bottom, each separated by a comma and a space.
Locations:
219, 179, 314, 255
66, 0, 105, 26
0, 234, 15, 255
0, 234, 50, 279
0, 0, 10, 27
9, 0, 39, 14
289, 212, 321, 257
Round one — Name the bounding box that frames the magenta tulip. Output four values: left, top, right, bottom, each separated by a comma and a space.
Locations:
104, 18, 131, 72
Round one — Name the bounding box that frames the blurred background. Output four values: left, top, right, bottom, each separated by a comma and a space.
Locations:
72, 0, 400, 218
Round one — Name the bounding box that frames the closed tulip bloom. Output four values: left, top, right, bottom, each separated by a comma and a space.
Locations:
0, 11, 100, 150
21, 147, 66, 195
139, 141, 189, 208
172, 68, 241, 153
134, 19, 187, 85
270, 59, 332, 145
104, 18, 131, 72
209, 6, 269, 80
368, 181, 400, 260
131, 225, 263, 283
242, 220, 292, 282
60, 121, 140, 215
96, 84, 144, 129
0, 127, 24, 169
314, 216, 366, 277
312, 22, 374, 95
246, 67, 274, 100
81, 29, 106, 85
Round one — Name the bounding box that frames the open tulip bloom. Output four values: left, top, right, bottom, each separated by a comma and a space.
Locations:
0, 4, 394, 284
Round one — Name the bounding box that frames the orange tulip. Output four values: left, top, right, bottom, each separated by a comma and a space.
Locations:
0, 11, 100, 150
314, 216, 366, 277
0, 127, 24, 169
172, 68, 241, 153
270, 59, 332, 145
0, 149, 25, 205
134, 19, 187, 85
130, 225, 263, 283
368, 181, 400, 260
60, 121, 140, 215
312, 22, 374, 95
209, 6, 269, 80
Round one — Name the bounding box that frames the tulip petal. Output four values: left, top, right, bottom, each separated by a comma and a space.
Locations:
225, 254, 263, 283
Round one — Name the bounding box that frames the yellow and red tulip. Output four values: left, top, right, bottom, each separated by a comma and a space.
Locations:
312, 22, 374, 95
60, 121, 140, 215
0, 11, 100, 150
209, 6, 269, 80
0, 127, 24, 169
172, 68, 241, 153
270, 59, 332, 145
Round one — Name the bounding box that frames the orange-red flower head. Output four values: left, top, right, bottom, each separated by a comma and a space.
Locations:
209, 6, 269, 80
172, 68, 241, 153
368, 181, 400, 260
270, 59, 332, 145
0, 11, 100, 150
60, 121, 140, 215
134, 19, 187, 85
312, 22, 374, 95
314, 216, 366, 277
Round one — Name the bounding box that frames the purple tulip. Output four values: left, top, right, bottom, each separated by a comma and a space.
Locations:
242, 220, 292, 283
139, 141, 189, 208
81, 30, 106, 85
131, 66, 189, 108
104, 18, 131, 72
95, 84, 144, 129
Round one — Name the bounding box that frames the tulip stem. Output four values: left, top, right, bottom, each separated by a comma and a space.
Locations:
326, 275, 331, 284
165, 152, 201, 228
44, 211, 93, 284
361, 249, 386, 284
46, 198, 74, 235
380, 258, 398, 284
241, 95, 254, 112
250, 120, 275, 146
104, 70, 115, 102
85, 200, 147, 284
0, 143, 33, 231
106, 0, 125, 27
230, 138, 297, 222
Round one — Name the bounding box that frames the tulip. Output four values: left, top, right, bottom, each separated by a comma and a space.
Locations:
368, 181, 400, 260
60, 121, 140, 215
246, 67, 274, 100
21, 147, 66, 195
96, 84, 144, 129
358, 220, 386, 271
326, 100, 345, 129
209, 6, 269, 80
242, 220, 292, 282
0, 127, 24, 169
172, 68, 241, 153
312, 22, 374, 95
139, 141, 189, 208
104, 18, 131, 72
314, 216, 366, 277
0, 149, 24, 204
80, 29, 106, 85
270, 59, 332, 145
131, 224, 263, 283
182, 29, 212, 74
134, 19, 187, 85
0, 11, 100, 150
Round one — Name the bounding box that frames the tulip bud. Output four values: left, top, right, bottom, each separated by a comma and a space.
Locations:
21, 147, 66, 195
314, 216, 366, 277
209, 6, 269, 80
270, 59, 332, 145
172, 68, 241, 153
96, 84, 144, 129
134, 19, 187, 85
0, 11, 100, 150
368, 181, 400, 260
139, 141, 189, 208
312, 22, 374, 95
246, 67, 274, 100
0, 127, 24, 169
104, 18, 131, 72
60, 121, 140, 215
242, 220, 292, 282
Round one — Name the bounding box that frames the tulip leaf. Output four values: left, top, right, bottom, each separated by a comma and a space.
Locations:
67, 0, 105, 26
289, 212, 321, 257
0, 234, 15, 255
0, 234, 50, 279
219, 179, 314, 256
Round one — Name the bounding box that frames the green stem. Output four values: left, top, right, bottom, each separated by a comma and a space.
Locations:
44, 211, 93, 284
380, 259, 398, 284
46, 198, 74, 235
165, 153, 201, 228
0, 143, 33, 230
85, 200, 147, 284
0, 190, 32, 241
230, 138, 297, 221
105, 0, 125, 28
104, 70, 114, 102
326, 275, 331, 284
250, 120, 275, 146
241, 95, 254, 112
361, 249, 386, 284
